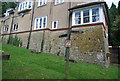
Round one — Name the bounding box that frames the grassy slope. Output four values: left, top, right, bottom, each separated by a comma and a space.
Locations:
2, 44, 120, 79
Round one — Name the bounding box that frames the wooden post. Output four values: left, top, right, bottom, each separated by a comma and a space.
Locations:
26, 0, 35, 49
7, 12, 14, 44
65, 5, 72, 79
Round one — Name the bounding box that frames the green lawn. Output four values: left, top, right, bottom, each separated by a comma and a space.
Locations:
2, 43, 120, 79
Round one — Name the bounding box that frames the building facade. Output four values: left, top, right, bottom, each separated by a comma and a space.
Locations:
0, 0, 109, 66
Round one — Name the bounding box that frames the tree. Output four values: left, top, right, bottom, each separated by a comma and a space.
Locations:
0, 2, 17, 17
109, 3, 118, 25
108, 2, 120, 45
118, 1, 120, 15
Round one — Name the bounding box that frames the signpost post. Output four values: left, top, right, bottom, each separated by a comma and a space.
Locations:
65, 29, 71, 79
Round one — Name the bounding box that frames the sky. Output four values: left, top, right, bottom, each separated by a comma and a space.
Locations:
104, 0, 120, 8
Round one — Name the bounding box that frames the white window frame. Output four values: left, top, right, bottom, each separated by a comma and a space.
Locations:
27, 1, 32, 9
34, 16, 47, 30
83, 9, 90, 24
3, 25, 9, 32
52, 21, 58, 29
55, 0, 64, 5
38, 0, 47, 7
13, 23, 18, 31
34, 18, 39, 29
72, 7, 101, 26
42, 16, 47, 28
18, 1, 33, 12
39, 18, 42, 28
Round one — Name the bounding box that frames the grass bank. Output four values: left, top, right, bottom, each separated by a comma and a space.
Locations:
2, 44, 120, 79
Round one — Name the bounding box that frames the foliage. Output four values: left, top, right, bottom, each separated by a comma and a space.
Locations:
2, 43, 120, 79
118, 1, 120, 15
0, 2, 17, 16
7, 35, 22, 47
108, 2, 120, 45
109, 3, 118, 24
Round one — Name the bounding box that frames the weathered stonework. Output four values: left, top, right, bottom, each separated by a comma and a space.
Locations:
70, 26, 108, 65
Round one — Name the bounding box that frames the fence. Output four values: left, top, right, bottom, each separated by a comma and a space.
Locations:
109, 46, 120, 64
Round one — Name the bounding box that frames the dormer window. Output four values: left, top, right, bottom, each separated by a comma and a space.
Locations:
38, 0, 46, 7
72, 7, 101, 26
18, 1, 33, 13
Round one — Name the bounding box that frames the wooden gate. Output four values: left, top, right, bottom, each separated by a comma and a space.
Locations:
109, 46, 120, 64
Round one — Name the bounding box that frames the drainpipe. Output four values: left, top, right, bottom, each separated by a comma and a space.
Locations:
1, 20, 5, 42
26, 0, 35, 49
7, 12, 15, 44
40, 31, 45, 52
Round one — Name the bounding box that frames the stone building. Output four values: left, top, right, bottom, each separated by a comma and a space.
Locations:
0, 0, 109, 66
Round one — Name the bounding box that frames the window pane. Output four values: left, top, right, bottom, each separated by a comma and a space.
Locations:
75, 11, 81, 24
83, 10, 89, 17
4, 25, 8, 31
16, 24, 18, 30
83, 10, 89, 23
23, 3, 25, 10
43, 0, 46, 5
39, 18, 42, 28
39, 0, 46, 6
92, 8, 99, 15
83, 17, 89, 23
92, 16, 99, 22
28, 2, 31, 8
43, 17, 46, 28
54, 22, 57, 28
55, 0, 64, 5
92, 8, 99, 22
20, 4, 22, 11
25, 2, 27, 8
14, 24, 16, 30
40, 0, 42, 6
36, 19, 39, 28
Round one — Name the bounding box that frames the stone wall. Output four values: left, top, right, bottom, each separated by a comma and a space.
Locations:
16, 33, 29, 48
1, 25, 109, 66
28, 25, 109, 66
49, 30, 68, 56
70, 26, 108, 65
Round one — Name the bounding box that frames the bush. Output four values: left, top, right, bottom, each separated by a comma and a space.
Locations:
7, 35, 22, 47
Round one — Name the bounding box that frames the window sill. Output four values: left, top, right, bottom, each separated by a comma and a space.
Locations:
18, 9, 32, 13
34, 28, 47, 30
54, 2, 64, 6
37, 4, 47, 8
72, 22, 103, 27
52, 28, 58, 29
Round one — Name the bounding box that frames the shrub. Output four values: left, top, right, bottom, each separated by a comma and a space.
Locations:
7, 35, 22, 47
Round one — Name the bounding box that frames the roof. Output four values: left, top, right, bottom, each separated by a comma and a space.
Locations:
68, 2, 107, 11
